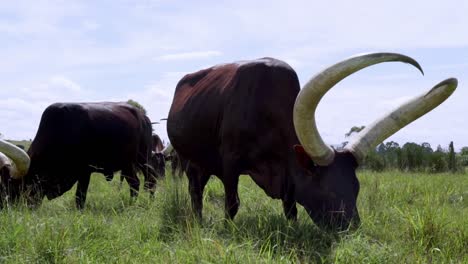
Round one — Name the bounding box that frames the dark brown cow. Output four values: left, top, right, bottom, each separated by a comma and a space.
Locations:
169, 149, 185, 178
0, 102, 156, 209
167, 53, 456, 230
150, 134, 166, 179
152, 134, 164, 153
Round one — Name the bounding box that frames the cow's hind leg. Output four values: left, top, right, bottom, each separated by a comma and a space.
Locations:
186, 164, 210, 220
75, 173, 91, 210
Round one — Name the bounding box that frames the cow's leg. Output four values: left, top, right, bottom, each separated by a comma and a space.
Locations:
186, 164, 210, 220
137, 152, 157, 197
283, 167, 297, 221
174, 157, 184, 178
122, 166, 139, 198
171, 158, 177, 176
118, 173, 125, 189
75, 173, 91, 210
140, 163, 157, 198
282, 197, 298, 221
221, 162, 241, 220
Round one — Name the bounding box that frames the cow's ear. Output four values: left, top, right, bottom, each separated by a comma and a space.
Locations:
294, 145, 314, 169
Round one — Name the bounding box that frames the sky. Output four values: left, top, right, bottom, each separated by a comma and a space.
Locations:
1, 0, 467, 150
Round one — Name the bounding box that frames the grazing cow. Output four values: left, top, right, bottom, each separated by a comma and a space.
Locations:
152, 134, 164, 153
167, 53, 457, 230
150, 134, 166, 179
118, 133, 166, 187
0, 102, 156, 209
169, 150, 185, 178
159, 146, 185, 178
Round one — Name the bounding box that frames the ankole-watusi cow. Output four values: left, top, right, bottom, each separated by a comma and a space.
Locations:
166, 53, 457, 230
117, 133, 167, 187
0, 102, 156, 209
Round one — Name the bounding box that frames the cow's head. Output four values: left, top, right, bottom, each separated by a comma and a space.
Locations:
150, 151, 166, 178
292, 53, 457, 230
0, 140, 30, 207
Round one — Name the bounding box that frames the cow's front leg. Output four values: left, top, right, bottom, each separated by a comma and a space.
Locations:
75, 174, 91, 209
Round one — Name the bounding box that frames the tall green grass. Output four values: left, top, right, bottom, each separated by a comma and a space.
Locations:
0, 170, 466, 263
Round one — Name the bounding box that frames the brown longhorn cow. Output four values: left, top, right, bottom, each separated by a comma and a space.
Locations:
166, 53, 456, 230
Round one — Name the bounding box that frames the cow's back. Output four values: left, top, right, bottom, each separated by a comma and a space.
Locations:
167, 58, 301, 181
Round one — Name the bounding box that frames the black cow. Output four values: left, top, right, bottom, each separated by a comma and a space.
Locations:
167, 53, 456, 230
158, 147, 184, 178
169, 149, 185, 178
149, 134, 166, 179
0, 102, 156, 209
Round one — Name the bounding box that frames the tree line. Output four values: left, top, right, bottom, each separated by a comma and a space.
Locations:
341, 126, 466, 173
357, 141, 468, 173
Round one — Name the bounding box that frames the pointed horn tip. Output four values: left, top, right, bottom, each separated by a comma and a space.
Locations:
428, 78, 458, 95
411, 61, 424, 76
391, 53, 424, 76
436, 77, 458, 89
346, 52, 425, 75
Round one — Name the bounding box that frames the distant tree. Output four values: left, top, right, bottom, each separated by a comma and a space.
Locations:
421, 142, 433, 153
448, 141, 456, 173
459, 146, 468, 167
460, 147, 468, 156
127, 99, 147, 115
377, 143, 386, 154
396, 148, 404, 170
436, 144, 445, 152
385, 141, 400, 149
345, 125, 365, 138
429, 145, 448, 173
363, 150, 385, 171
382, 141, 401, 169
400, 142, 425, 171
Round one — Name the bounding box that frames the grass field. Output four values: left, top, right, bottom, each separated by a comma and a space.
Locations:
0, 170, 466, 263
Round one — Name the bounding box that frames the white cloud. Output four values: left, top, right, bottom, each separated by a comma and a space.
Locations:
124, 71, 188, 140
19, 76, 87, 102
0, 75, 94, 139
49, 76, 83, 93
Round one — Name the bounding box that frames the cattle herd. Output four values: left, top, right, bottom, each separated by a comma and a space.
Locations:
0, 52, 458, 230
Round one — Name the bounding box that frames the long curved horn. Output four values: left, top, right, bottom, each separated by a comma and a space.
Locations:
0, 139, 30, 179
345, 78, 457, 164
293, 52, 423, 166
162, 143, 173, 156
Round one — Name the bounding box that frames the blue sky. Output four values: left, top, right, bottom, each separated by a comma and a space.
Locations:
1, 0, 467, 149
